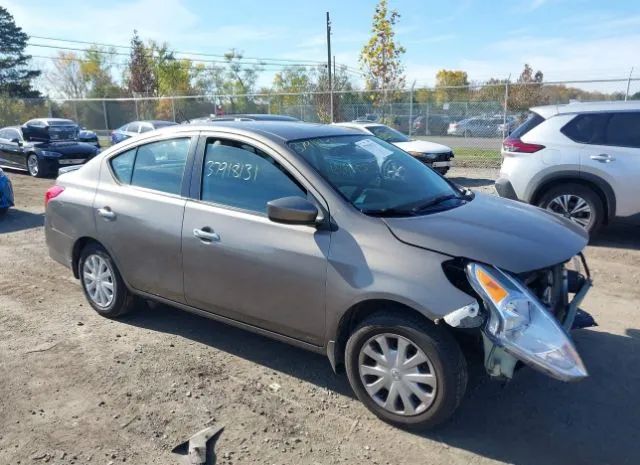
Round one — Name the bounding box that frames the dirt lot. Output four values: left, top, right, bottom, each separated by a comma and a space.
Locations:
1, 168, 639, 465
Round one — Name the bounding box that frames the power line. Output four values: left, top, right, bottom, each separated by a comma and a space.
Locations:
29, 34, 329, 65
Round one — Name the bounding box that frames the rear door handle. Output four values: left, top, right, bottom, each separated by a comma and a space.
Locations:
590, 154, 615, 163
193, 228, 220, 243
97, 207, 116, 220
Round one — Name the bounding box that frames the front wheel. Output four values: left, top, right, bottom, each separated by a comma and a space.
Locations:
345, 313, 467, 429
537, 183, 604, 235
27, 154, 43, 178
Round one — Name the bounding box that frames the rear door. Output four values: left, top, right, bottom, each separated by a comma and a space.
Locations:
564, 112, 640, 218
94, 134, 198, 302
181, 134, 331, 345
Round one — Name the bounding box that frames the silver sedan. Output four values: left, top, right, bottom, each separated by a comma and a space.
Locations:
45, 121, 592, 428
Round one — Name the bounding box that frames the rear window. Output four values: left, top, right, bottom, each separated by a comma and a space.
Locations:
510, 112, 545, 139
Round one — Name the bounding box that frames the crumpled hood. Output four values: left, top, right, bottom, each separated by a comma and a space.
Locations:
393, 139, 452, 154
382, 193, 588, 273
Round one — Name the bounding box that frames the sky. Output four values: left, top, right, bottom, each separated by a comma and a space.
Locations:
5, 0, 640, 92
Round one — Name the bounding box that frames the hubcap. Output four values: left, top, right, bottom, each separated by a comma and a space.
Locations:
27, 155, 38, 176
82, 254, 115, 308
547, 194, 592, 229
358, 333, 437, 416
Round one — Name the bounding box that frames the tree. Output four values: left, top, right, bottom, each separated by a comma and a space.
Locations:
434, 70, 469, 104
509, 63, 544, 110
126, 30, 157, 96
311, 64, 353, 122
81, 46, 121, 97
0, 6, 40, 97
219, 49, 263, 113
47, 52, 87, 98
359, 0, 406, 108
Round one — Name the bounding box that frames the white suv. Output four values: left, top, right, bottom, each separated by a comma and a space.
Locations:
496, 101, 640, 234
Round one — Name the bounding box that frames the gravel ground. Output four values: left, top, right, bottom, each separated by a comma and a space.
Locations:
1, 167, 639, 465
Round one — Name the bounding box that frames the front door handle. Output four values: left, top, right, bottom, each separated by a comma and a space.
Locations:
97, 207, 116, 220
590, 154, 615, 163
193, 227, 220, 243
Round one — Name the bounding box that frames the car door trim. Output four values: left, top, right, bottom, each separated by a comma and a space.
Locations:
131, 287, 325, 353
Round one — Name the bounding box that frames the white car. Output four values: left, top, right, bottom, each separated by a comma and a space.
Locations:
335, 122, 454, 175
496, 101, 640, 234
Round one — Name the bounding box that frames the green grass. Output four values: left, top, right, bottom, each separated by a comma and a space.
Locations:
453, 147, 501, 160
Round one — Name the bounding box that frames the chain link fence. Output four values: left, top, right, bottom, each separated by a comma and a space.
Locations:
2, 78, 639, 168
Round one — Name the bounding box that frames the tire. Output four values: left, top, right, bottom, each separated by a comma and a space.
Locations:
345, 313, 467, 429
463, 130, 472, 138
537, 183, 604, 235
436, 167, 449, 176
78, 243, 138, 318
26, 153, 44, 178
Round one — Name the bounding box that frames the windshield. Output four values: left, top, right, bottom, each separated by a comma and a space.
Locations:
366, 125, 410, 143
288, 135, 464, 216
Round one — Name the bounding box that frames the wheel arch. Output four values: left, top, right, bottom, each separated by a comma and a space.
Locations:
530, 172, 616, 223
329, 299, 441, 373
71, 236, 103, 278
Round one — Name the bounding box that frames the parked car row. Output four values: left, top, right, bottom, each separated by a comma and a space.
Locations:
0, 119, 100, 177
45, 120, 594, 429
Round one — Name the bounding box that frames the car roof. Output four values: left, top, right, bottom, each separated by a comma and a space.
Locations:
156, 121, 362, 142
531, 100, 640, 118
203, 114, 300, 122
26, 118, 76, 126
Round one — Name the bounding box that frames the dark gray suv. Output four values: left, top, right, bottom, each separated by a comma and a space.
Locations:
45, 122, 593, 428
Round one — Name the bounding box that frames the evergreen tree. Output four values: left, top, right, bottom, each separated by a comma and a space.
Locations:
0, 6, 41, 97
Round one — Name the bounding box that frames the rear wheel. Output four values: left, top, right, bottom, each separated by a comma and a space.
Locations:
537, 183, 604, 235
79, 243, 138, 318
345, 313, 467, 429
27, 154, 43, 178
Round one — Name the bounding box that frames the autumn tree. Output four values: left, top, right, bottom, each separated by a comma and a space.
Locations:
81, 46, 121, 98
0, 6, 40, 97
509, 64, 544, 110
434, 70, 469, 104
47, 52, 87, 98
126, 30, 157, 97
359, 0, 406, 108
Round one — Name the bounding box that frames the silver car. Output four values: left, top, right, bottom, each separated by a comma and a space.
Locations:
45, 122, 593, 428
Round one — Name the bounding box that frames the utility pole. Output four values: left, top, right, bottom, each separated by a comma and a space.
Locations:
625, 67, 634, 101
326, 11, 333, 122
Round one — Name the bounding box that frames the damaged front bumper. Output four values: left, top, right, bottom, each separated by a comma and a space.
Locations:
448, 255, 596, 382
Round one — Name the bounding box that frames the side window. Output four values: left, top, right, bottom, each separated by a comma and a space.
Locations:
129, 138, 190, 195
110, 148, 136, 184
561, 113, 609, 144
139, 124, 153, 133
0, 129, 8, 140
201, 139, 306, 214
605, 112, 640, 148
127, 122, 140, 133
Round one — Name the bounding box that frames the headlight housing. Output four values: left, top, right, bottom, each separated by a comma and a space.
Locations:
39, 150, 62, 158
466, 262, 587, 381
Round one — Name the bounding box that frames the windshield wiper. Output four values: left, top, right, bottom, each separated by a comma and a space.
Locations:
409, 194, 463, 213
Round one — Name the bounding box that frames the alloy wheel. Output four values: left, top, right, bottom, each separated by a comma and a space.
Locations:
82, 254, 115, 308
358, 333, 437, 416
546, 194, 592, 229
27, 155, 39, 177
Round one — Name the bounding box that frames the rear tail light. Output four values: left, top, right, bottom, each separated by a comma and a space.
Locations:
503, 137, 545, 153
45, 185, 65, 206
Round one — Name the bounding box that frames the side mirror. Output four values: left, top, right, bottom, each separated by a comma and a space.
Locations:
267, 196, 318, 225
10, 138, 22, 146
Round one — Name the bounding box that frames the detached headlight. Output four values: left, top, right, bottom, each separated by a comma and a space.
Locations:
466, 262, 587, 381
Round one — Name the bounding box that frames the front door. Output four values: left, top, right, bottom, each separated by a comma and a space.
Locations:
576, 111, 640, 218
94, 136, 195, 302
182, 136, 330, 345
